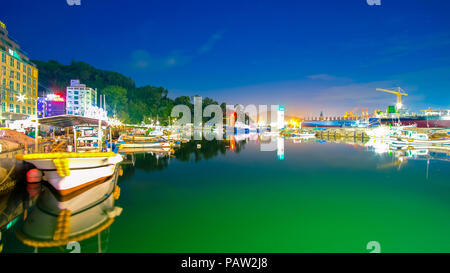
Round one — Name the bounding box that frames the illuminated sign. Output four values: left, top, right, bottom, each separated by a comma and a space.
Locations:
46, 93, 65, 102
0, 21, 5, 29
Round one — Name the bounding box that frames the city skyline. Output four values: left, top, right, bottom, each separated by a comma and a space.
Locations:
1, 0, 450, 117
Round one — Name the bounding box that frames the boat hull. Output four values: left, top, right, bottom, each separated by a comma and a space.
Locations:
380, 117, 450, 128
20, 154, 123, 195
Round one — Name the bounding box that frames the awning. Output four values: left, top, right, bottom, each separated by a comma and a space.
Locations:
37, 115, 109, 128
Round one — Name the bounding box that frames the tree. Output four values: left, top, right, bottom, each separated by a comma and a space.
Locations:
101, 85, 128, 117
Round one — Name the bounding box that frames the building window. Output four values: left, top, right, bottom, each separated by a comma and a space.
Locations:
1, 52, 5, 63
16, 72, 20, 81
27, 67, 31, 76
33, 88, 36, 96
33, 108, 35, 115
16, 104, 19, 113
10, 57, 14, 67
22, 74, 26, 83
16, 83, 19, 92
1, 103, 5, 112
27, 77, 31, 85
9, 80, 13, 92
1, 90, 5, 100
9, 104, 13, 112
9, 70, 13, 78
23, 64, 26, 72
16, 61, 20, 70
1, 65, 5, 75
28, 107, 31, 114
1, 78, 5, 87
23, 85, 26, 93
22, 106, 26, 114
33, 79, 36, 87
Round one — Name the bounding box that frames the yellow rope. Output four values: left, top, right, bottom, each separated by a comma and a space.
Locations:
53, 158, 70, 177
113, 185, 121, 200
53, 209, 72, 241
15, 152, 116, 161
16, 218, 115, 248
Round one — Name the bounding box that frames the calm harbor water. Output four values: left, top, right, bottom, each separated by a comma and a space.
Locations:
2, 134, 450, 253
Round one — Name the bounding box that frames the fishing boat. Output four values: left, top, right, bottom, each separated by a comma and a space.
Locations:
14, 115, 123, 195
389, 130, 450, 147
116, 134, 172, 149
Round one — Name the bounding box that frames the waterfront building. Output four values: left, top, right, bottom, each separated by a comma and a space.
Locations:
66, 79, 97, 116
0, 20, 39, 125
37, 93, 66, 118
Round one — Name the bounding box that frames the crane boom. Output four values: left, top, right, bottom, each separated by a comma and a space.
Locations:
376, 87, 408, 107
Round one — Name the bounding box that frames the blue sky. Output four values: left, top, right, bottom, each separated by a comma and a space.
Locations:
1, 0, 450, 117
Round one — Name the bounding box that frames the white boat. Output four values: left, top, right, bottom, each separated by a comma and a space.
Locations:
16, 152, 123, 195
389, 130, 450, 147
366, 125, 416, 139
119, 142, 171, 148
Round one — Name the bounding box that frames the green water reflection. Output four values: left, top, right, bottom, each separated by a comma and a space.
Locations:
2, 135, 450, 253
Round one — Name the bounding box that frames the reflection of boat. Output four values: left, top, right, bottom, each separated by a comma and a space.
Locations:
16, 170, 122, 251
291, 132, 316, 138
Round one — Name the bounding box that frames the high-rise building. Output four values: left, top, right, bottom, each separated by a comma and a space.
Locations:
37, 93, 66, 118
0, 20, 39, 124
66, 79, 97, 116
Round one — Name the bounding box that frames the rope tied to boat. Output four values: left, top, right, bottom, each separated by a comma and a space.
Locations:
53, 158, 70, 177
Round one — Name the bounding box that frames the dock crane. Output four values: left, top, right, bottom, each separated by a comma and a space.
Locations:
344, 107, 359, 119
376, 87, 408, 109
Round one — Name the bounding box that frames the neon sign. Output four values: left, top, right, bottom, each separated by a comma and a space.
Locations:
46, 93, 65, 102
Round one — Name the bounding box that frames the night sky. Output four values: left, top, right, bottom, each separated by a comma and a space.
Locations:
1, 0, 449, 117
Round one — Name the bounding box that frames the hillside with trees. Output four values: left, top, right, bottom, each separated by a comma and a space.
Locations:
33, 60, 226, 124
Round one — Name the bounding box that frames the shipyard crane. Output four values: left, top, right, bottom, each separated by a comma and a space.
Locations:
344, 107, 359, 119
376, 87, 408, 109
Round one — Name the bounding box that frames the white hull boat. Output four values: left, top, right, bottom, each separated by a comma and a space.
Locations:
16, 152, 123, 195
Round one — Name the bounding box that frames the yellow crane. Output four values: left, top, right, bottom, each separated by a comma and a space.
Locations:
376, 87, 408, 109
344, 107, 359, 119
